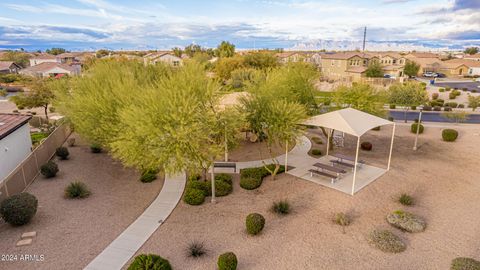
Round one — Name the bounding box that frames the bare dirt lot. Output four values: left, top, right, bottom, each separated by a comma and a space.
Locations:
0, 134, 163, 270
130, 124, 480, 270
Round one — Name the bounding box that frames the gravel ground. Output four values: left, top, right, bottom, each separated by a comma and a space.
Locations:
129, 124, 480, 270
0, 134, 163, 270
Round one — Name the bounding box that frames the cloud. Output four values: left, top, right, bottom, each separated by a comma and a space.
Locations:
382, 0, 413, 4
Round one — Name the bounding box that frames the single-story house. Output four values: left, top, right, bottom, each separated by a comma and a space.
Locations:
464, 54, 480, 62
275, 52, 306, 63
0, 61, 22, 74
440, 59, 480, 77
0, 113, 32, 181
29, 54, 60, 66
144, 52, 182, 66
20, 62, 81, 78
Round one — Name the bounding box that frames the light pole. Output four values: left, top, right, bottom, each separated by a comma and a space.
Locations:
413, 105, 423, 151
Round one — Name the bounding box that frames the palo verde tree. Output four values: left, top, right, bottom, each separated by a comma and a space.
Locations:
10, 78, 55, 120
464, 47, 479, 55
468, 95, 480, 111
332, 83, 387, 116
388, 81, 428, 122
403, 60, 420, 78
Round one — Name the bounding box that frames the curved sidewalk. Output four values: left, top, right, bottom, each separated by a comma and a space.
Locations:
84, 173, 186, 270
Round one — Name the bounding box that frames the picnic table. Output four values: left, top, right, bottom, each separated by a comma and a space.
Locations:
330, 153, 365, 171
308, 162, 346, 184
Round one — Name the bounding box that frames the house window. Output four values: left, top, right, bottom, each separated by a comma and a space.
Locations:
393, 60, 397, 64
173, 61, 180, 66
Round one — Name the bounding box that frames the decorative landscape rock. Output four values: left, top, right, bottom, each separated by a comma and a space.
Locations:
386, 210, 426, 233
367, 229, 406, 253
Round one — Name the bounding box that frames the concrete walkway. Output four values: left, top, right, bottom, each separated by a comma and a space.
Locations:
84, 173, 186, 270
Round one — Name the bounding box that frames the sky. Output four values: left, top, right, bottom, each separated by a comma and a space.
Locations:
0, 0, 479, 51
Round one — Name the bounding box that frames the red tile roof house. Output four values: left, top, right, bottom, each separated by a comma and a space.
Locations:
19, 62, 81, 78
29, 53, 60, 67
0, 61, 22, 74
0, 114, 32, 181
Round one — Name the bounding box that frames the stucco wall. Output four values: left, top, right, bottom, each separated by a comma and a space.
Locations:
0, 124, 32, 180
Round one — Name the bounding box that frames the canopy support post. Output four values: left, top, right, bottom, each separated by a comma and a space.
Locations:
351, 136, 360, 196
326, 129, 331, 156
387, 123, 396, 171
285, 140, 288, 172
211, 164, 216, 204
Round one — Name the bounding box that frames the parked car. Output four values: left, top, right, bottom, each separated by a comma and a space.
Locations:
436, 73, 446, 78
423, 72, 437, 77
475, 78, 480, 82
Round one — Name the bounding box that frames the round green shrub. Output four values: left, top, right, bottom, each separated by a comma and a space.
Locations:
90, 143, 102, 153
439, 88, 445, 92
389, 104, 396, 109
388, 116, 394, 121
140, 169, 158, 183
215, 173, 233, 185
367, 229, 406, 253
246, 213, 265, 235
208, 180, 233, 197
218, 252, 237, 270
40, 161, 59, 178
432, 93, 439, 100
187, 180, 210, 196
311, 136, 323, 144
442, 129, 458, 142
444, 106, 452, 111
423, 105, 432, 111
311, 149, 322, 156
128, 254, 172, 270
55, 146, 70, 160
434, 106, 441, 111
65, 181, 91, 199
361, 142, 372, 151
386, 210, 426, 233
450, 257, 480, 270
410, 105, 416, 110
240, 177, 262, 190
183, 188, 205, 205
0, 192, 38, 226
410, 123, 424, 134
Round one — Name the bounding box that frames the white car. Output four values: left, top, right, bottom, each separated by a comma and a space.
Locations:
475, 78, 480, 82
423, 72, 437, 78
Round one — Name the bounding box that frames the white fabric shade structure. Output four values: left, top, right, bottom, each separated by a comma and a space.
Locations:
303, 108, 396, 195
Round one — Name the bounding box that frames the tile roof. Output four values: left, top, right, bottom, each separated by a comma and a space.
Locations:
442, 59, 480, 68
31, 53, 57, 60
406, 52, 439, 59
0, 114, 31, 140
21, 62, 76, 73
0, 61, 15, 70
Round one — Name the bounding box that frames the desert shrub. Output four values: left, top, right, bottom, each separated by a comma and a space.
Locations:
240, 177, 262, 190
410, 123, 424, 134
445, 87, 451, 91
423, 105, 432, 111
434, 106, 441, 111
311, 136, 323, 144
398, 194, 414, 206
140, 169, 158, 183
444, 106, 452, 111
410, 105, 416, 110
333, 212, 351, 233
0, 193, 38, 226
388, 116, 394, 121
246, 213, 265, 235
311, 149, 322, 156
65, 181, 91, 199
367, 229, 406, 253
450, 257, 480, 270
40, 161, 59, 178
439, 88, 445, 92
215, 173, 233, 185
447, 102, 458, 108
207, 180, 232, 197
442, 129, 458, 142
387, 210, 426, 233
90, 143, 102, 153
458, 104, 465, 108
128, 254, 172, 270
454, 90, 461, 96
432, 93, 439, 100
449, 92, 457, 99
361, 142, 372, 151
272, 200, 290, 215
186, 241, 206, 258
389, 104, 396, 109
31, 132, 49, 145
183, 188, 205, 205
188, 173, 201, 181
55, 146, 69, 160
473, 89, 478, 93
49, 106, 56, 113
187, 180, 210, 196
218, 252, 238, 270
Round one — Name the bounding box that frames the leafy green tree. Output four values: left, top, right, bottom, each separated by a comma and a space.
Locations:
10, 79, 55, 120
243, 52, 279, 69
0, 51, 32, 68
216, 41, 235, 58
365, 61, 384, 78
172, 47, 183, 57
464, 47, 479, 55
468, 95, 480, 111
46, 48, 67, 55
442, 111, 469, 124
332, 83, 387, 116
184, 44, 203, 57
403, 60, 420, 78
229, 68, 262, 90
0, 89, 7, 97
388, 81, 428, 122
214, 56, 245, 81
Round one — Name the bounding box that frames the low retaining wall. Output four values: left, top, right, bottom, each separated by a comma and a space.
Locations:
0, 123, 71, 202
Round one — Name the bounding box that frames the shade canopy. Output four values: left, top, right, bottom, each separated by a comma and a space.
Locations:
303, 108, 393, 137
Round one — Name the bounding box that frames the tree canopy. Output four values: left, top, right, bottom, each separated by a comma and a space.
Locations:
46, 48, 67, 55
464, 47, 479, 55
403, 60, 420, 78
10, 79, 55, 120
468, 95, 480, 111
388, 81, 428, 122
365, 61, 384, 78
216, 41, 235, 58
0, 51, 31, 67
332, 83, 386, 116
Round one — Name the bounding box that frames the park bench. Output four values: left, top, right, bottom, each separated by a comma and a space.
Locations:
308, 169, 339, 184
213, 162, 237, 173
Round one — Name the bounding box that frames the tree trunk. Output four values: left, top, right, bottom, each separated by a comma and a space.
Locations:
44, 105, 49, 122
403, 108, 409, 123
320, 127, 333, 151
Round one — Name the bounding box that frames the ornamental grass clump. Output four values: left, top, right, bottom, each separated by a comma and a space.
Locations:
367, 229, 406, 253
246, 213, 265, 235
398, 193, 414, 206
272, 200, 290, 215
333, 212, 351, 233
65, 181, 91, 199
386, 210, 426, 233
186, 241, 207, 258
140, 169, 158, 183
